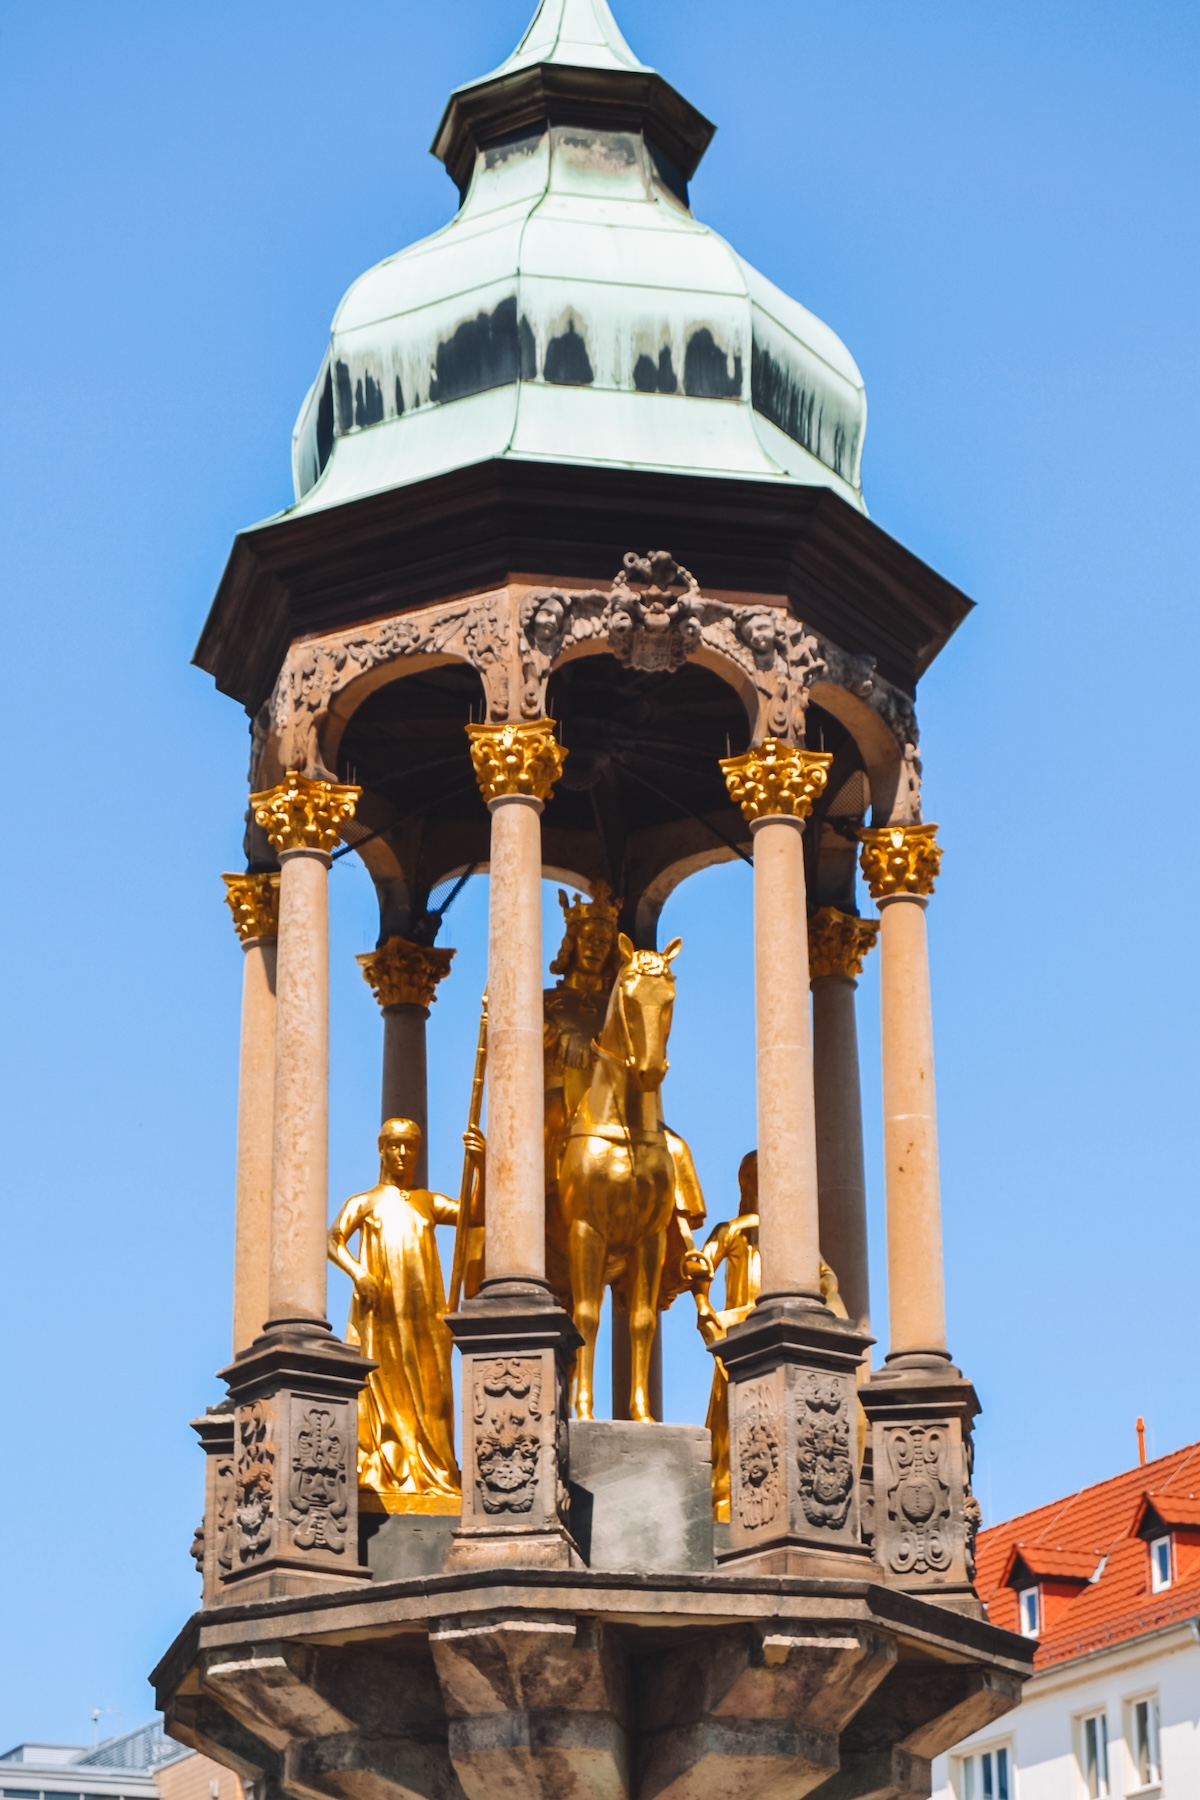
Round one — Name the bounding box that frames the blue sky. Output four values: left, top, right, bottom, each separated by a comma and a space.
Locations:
1, 0, 1197, 1751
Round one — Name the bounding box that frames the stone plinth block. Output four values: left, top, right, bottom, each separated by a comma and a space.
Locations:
446, 1281, 582, 1570
568, 1422, 714, 1573
218, 1323, 373, 1601
828, 1661, 1023, 1800
637, 1623, 895, 1800
719, 1299, 872, 1575
860, 1353, 981, 1612
431, 1612, 626, 1800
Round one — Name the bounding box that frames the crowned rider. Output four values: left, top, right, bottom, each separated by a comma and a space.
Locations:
543, 884, 705, 1313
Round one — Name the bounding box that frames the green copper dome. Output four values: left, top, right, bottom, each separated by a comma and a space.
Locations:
289, 0, 867, 517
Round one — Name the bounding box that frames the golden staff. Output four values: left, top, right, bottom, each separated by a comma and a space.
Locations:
448, 993, 488, 1313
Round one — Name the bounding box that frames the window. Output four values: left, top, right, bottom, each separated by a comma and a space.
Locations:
1080, 1711, 1110, 1798
1018, 1585, 1040, 1636
1149, 1535, 1172, 1592
1128, 1695, 1161, 1789
959, 1746, 1011, 1800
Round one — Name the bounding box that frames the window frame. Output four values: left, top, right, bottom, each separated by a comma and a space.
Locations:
1148, 1534, 1173, 1593
1017, 1584, 1040, 1637
1125, 1691, 1162, 1793
954, 1740, 1013, 1800
1077, 1708, 1111, 1799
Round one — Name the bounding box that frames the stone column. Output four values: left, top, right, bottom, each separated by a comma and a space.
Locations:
216, 772, 372, 1601
715, 740, 872, 1576
857, 823, 981, 1610
447, 721, 581, 1571
358, 935, 455, 1187
808, 906, 878, 1341
222, 872, 280, 1355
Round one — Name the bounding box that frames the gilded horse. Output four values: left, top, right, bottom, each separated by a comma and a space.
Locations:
557, 933, 684, 1422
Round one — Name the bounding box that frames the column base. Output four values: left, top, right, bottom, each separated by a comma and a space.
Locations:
446, 1280, 582, 1568
215, 1318, 373, 1598
718, 1294, 873, 1571
860, 1348, 982, 1607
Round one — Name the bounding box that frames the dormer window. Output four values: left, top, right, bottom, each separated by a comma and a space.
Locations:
1018, 1586, 1040, 1636
1149, 1534, 1172, 1591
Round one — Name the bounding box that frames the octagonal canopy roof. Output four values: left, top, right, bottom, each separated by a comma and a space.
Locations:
288, 0, 868, 522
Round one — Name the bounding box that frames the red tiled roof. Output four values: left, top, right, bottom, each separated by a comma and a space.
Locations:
977, 1441, 1200, 1668
1134, 1491, 1200, 1532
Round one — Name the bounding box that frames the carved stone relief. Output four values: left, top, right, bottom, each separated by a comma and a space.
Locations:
732, 1378, 782, 1532
472, 1357, 544, 1516
288, 1403, 349, 1555
818, 642, 923, 821
882, 1424, 953, 1576
235, 1401, 275, 1564
795, 1372, 855, 1531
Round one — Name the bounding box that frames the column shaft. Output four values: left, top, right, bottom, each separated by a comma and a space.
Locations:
233, 937, 277, 1351
381, 1002, 430, 1182
485, 794, 546, 1283
751, 815, 822, 1298
812, 974, 871, 1337
878, 893, 945, 1353
270, 848, 332, 1323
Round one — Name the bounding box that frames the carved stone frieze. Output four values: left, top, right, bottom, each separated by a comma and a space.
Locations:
881, 1424, 953, 1576
796, 1372, 855, 1531
731, 1377, 782, 1533
234, 1401, 275, 1565
472, 1358, 543, 1516
357, 936, 456, 1011
818, 641, 924, 820
288, 1404, 349, 1555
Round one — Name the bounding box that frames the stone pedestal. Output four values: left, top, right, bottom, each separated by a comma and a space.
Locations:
860, 1353, 981, 1613
218, 1323, 373, 1602
445, 1280, 582, 1571
719, 1298, 873, 1577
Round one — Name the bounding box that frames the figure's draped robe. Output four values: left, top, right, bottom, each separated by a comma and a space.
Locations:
340, 1186, 461, 1498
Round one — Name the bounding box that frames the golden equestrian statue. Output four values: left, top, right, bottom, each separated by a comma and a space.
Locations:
557, 932, 703, 1422
328, 1117, 464, 1511
683, 1150, 854, 1520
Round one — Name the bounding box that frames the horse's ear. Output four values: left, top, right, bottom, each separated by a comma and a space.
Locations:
617, 931, 636, 963
663, 936, 683, 963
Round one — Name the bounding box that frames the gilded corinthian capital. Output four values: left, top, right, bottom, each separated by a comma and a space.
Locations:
358, 936, 456, 1011
222, 871, 280, 943
466, 719, 566, 805
859, 823, 942, 898
808, 907, 879, 980
719, 738, 832, 823
250, 771, 361, 856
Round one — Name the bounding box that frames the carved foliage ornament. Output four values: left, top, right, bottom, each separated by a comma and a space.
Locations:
251, 771, 361, 857
883, 1423, 953, 1575
473, 1357, 543, 1516
222, 871, 280, 943
358, 936, 456, 1011
467, 719, 566, 806
859, 823, 942, 899
720, 739, 832, 824
733, 1378, 781, 1532
235, 1401, 274, 1563
519, 553, 825, 741
289, 1404, 349, 1554
807, 907, 879, 981
796, 1373, 854, 1531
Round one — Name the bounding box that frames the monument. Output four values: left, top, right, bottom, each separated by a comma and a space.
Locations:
156, 3, 1033, 1796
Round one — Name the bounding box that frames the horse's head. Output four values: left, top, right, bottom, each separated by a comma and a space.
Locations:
600, 933, 682, 1092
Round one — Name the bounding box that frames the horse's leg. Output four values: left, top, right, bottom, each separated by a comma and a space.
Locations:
628, 1227, 667, 1423
568, 1216, 607, 1421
